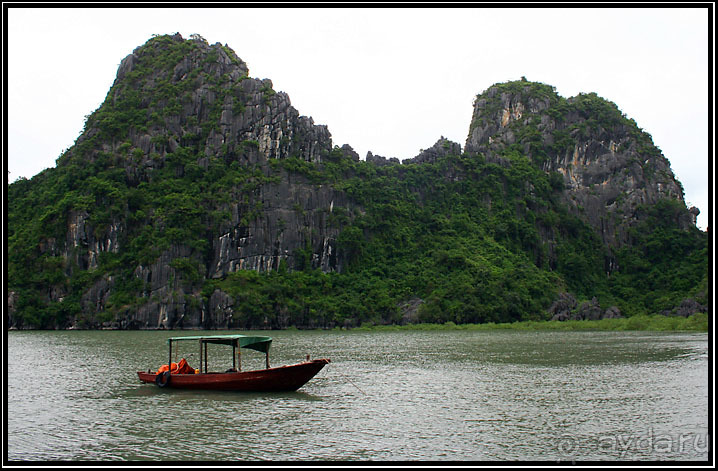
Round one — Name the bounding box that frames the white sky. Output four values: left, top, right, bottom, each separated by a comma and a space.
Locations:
5, 6, 712, 229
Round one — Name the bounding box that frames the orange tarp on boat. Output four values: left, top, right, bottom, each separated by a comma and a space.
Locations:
156, 358, 194, 374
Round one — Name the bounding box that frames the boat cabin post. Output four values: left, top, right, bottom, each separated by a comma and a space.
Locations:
204, 341, 208, 373
238, 344, 242, 371
168, 340, 173, 375
232, 340, 236, 371
198, 339, 203, 374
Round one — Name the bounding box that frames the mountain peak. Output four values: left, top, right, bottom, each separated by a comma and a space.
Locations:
464, 79, 691, 246
63, 32, 331, 179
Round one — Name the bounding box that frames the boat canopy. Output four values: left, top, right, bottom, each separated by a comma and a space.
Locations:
167, 334, 272, 353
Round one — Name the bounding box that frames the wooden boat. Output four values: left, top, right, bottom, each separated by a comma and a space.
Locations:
137, 334, 330, 392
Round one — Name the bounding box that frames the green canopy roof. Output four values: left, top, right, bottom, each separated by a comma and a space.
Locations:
167, 334, 272, 353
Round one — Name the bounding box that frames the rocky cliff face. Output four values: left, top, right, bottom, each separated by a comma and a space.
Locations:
464, 80, 696, 248
208, 172, 351, 277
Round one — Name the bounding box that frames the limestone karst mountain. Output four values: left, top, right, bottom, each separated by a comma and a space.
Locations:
7, 34, 707, 329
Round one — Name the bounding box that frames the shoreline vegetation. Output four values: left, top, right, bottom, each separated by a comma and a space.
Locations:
7, 313, 708, 333
346, 313, 709, 333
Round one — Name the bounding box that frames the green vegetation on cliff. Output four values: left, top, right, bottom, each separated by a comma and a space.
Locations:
6, 35, 708, 330
8, 142, 706, 329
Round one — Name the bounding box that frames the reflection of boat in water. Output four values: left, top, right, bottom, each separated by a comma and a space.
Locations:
137, 334, 329, 392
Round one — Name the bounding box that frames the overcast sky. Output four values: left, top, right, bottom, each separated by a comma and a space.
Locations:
6, 6, 711, 229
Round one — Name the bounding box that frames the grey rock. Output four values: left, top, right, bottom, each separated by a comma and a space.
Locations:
549, 294, 623, 321
206, 289, 235, 329
399, 298, 424, 325
208, 171, 353, 277
339, 144, 360, 161
366, 151, 400, 166
403, 137, 461, 165
664, 298, 708, 317
688, 206, 700, 226
577, 297, 603, 321
548, 292, 578, 321
602, 306, 623, 319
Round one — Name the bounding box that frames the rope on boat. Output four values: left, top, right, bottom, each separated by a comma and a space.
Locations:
346, 376, 367, 395
333, 368, 367, 395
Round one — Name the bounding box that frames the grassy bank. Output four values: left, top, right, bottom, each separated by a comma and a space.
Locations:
349, 313, 709, 332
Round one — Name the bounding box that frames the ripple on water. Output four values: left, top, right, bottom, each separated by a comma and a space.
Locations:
6, 330, 709, 462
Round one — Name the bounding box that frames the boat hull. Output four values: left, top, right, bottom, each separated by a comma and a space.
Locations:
137, 359, 329, 392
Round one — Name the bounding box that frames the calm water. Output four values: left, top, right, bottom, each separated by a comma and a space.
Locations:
6, 329, 709, 462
